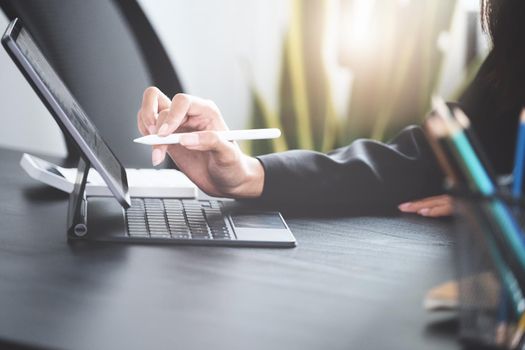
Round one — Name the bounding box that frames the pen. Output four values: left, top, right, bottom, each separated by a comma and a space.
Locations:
133, 128, 282, 146
512, 109, 525, 198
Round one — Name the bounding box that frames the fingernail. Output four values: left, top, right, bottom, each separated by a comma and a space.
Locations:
152, 149, 164, 166
158, 123, 169, 135
148, 125, 156, 135
180, 133, 199, 146
418, 208, 430, 216
398, 202, 412, 211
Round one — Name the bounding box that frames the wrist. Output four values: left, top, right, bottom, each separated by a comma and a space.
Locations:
226, 155, 265, 198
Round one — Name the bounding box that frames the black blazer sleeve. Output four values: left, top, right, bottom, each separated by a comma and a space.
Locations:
255, 125, 444, 214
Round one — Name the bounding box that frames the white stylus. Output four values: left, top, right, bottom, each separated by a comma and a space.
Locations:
133, 128, 281, 145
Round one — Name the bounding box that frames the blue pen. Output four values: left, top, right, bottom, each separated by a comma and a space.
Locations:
512, 109, 525, 198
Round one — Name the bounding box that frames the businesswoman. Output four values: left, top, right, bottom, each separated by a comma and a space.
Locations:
136, 0, 524, 216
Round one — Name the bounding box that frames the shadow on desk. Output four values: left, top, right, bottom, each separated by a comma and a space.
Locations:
0, 338, 46, 350
23, 185, 68, 203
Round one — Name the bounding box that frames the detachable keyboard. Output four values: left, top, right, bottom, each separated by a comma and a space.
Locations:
125, 198, 233, 240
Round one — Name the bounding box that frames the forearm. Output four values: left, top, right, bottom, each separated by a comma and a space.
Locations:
255, 126, 445, 213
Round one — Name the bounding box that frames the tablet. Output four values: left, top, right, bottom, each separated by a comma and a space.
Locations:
2, 18, 131, 207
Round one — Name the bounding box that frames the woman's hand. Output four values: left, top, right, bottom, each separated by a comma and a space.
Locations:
398, 195, 454, 217
137, 88, 264, 198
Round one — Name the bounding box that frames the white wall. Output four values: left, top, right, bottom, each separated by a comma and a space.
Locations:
137, 0, 289, 129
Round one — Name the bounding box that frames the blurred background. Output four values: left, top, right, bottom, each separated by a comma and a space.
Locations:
0, 0, 487, 159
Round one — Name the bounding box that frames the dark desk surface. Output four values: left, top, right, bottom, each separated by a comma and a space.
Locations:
0, 147, 459, 350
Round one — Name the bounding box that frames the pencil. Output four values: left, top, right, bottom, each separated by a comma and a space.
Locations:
432, 96, 454, 121
512, 109, 525, 198
425, 114, 469, 187
511, 313, 525, 348
453, 108, 498, 183
423, 115, 460, 186
496, 289, 510, 346
431, 97, 475, 188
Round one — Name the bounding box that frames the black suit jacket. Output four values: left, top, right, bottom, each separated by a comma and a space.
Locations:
255, 52, 521, 214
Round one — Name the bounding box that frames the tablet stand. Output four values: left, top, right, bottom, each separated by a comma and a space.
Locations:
67, 157, 91, 239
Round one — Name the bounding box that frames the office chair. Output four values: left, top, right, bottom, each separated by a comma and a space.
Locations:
0, 0, 184, 168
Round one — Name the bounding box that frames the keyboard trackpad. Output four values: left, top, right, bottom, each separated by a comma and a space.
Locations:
231, 212, 294, 244
230, 213, 286, 229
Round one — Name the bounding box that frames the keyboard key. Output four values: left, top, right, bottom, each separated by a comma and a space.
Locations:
146, 217, 167, 223
169, 224, 189, 229
191, 235, 211, 240
171, 233, 191, 239
190, 227, 209, 234
128, 228, 149, 237
171, 230, 191, 237
189, 227, 209, 233
127, 224, 148, 230
150, 234, 171, 238
128, 233, 150, 238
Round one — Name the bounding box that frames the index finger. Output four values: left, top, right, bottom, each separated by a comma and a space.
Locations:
156, 94, 223, 136
139, 86, 171, 134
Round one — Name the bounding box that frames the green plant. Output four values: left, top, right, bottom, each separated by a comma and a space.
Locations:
248, 0, 462, 155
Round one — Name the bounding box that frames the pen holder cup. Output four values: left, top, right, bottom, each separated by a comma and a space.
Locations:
454, 190, 525, 349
